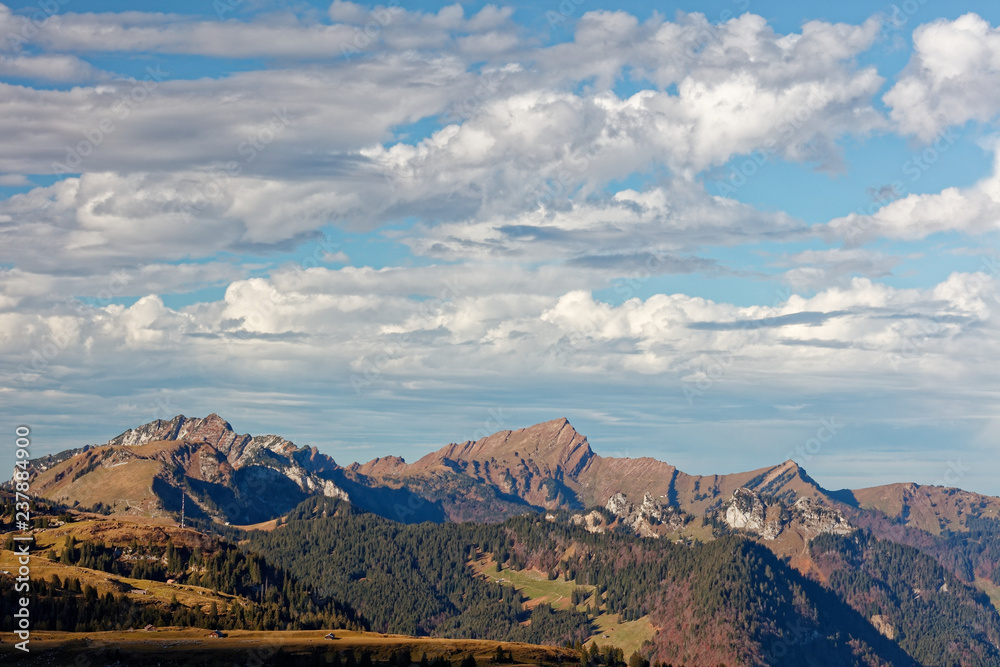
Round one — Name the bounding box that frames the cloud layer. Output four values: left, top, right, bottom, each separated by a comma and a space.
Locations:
3, 4, 1000, 494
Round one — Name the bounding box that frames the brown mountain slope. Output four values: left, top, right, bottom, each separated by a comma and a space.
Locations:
27, 414, 1000, 541
352, 417, 835, 520
845, 482, 1000, 535
31, 415, 351, 524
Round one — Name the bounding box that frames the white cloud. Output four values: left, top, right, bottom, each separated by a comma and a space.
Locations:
0, 54, 105, 81
5, 263, 994, 394
0, 54, 468, 177
774, 247, 905, 291
885, 13, 1000, 140
399, 182, 804, 266
5, 3, 518, 59
826, 143, 1000, 243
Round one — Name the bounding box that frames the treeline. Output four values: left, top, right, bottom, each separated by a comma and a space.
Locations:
810, 530, 1000, 667
937, 515, 1000, 584
505, 515, 914, 666
0, 573, 230, 632
0, 491, 70, 531
251, 497, 591, 645
0, 531, 363, 633
248, 498, 915, 666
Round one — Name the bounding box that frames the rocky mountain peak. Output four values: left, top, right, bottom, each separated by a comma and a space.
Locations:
107, 413, 240, 449
428, 418, 594, 478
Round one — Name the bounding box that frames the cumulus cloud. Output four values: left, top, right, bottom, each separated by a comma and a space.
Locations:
4, 4, 1000, 493
825, 144, 1000, 243
5, 253, 995, 388
885, 13, 1000, 140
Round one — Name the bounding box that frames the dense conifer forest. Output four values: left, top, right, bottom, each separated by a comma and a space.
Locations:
810, 530, 1000, 667
247, 498, 919, 666
0, 527, 362, 632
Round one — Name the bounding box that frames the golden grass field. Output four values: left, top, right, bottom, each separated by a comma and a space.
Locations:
470, 555, 655, 655
2, 517, 242, 615
0, 628, 578, 665
977, 577, 1000, 613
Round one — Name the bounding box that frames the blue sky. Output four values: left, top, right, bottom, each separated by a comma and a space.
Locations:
2, 0, 1000, 496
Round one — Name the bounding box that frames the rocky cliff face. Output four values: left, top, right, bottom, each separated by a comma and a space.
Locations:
725, 487, 780, 539
722, 487, 852, 542
31, 413, 1000, 575
605, 491, 689, 537
104, 413, 348, 500
32, 414, 350, 524
791, 496, 853, 536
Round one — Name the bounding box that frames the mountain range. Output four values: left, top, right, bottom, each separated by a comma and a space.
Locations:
12, 413, 1000, 666
31, 413, 1000, 532
27, 413, 1000, 591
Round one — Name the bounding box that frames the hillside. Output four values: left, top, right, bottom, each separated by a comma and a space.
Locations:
0, 496, 362, 637
18, 629, 579, 667
350, 418, 833, 521
811, 531, 1000, 666
30, 415, 350, 524
248, 496, 918, 667
27, 414, 1000, 540
846, 482, 1000, 534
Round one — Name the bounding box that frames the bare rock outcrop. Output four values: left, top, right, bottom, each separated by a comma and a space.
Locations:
723, 487, 853, 541
791, 497, 853, 536
101, 414, 350, 516
605, 491, 688, 537
870, 614, 896, 640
